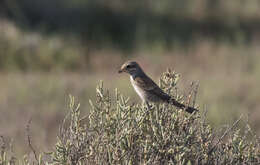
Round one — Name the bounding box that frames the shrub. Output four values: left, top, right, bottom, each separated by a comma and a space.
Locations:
1, 70, 260, 164
50, 70, 260, 164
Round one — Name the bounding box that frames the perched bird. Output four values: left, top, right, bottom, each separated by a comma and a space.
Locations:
118, 61, 198, 113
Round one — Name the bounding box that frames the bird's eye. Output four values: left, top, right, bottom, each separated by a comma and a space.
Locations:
126, 65, 131, 68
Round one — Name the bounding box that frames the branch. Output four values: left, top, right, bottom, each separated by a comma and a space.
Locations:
26, 118, 38, 163
208, 115, 243, 155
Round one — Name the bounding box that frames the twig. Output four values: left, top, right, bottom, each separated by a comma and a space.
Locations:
192, 81, 199, 107
208, 115, 243, 155
26, 118, 38, 163
186, 81, 194, 107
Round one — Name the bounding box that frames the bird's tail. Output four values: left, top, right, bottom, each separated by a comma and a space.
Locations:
169, 98, 198, 113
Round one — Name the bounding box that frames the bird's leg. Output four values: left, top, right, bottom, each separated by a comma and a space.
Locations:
142, 101, 151, 117
145, 101, 151, 110
145, 101, 155, 125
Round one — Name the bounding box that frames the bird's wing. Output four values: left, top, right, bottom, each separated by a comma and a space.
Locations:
133, 76, 157, 90
134, 76, 171, 101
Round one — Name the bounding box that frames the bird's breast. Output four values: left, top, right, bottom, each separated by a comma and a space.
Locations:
130, 76, 146, 102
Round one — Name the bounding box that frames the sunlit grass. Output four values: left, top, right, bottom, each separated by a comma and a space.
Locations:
1, 73, 259, 164
1, 19, 260, 157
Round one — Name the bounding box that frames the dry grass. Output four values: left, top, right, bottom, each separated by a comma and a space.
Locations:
0, 19, 260, 158
1, 50, 260, 156
1, 71, 259, 164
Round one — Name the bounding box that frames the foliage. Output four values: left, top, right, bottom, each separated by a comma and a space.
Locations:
0, 20, 87, 72
1, 70, 259, 164
2, 0, 260, 50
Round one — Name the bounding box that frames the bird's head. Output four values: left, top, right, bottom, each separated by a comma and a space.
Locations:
118, 61, 142, 75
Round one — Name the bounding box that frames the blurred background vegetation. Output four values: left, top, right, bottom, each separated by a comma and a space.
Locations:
0, 0, 260, 156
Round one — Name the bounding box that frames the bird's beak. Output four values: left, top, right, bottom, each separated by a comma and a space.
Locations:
118, 69, 123, 73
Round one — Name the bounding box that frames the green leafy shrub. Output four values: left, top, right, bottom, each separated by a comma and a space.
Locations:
1, 70, 259, 164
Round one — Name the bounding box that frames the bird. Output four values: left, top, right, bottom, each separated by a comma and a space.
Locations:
118, 61, 198, 113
